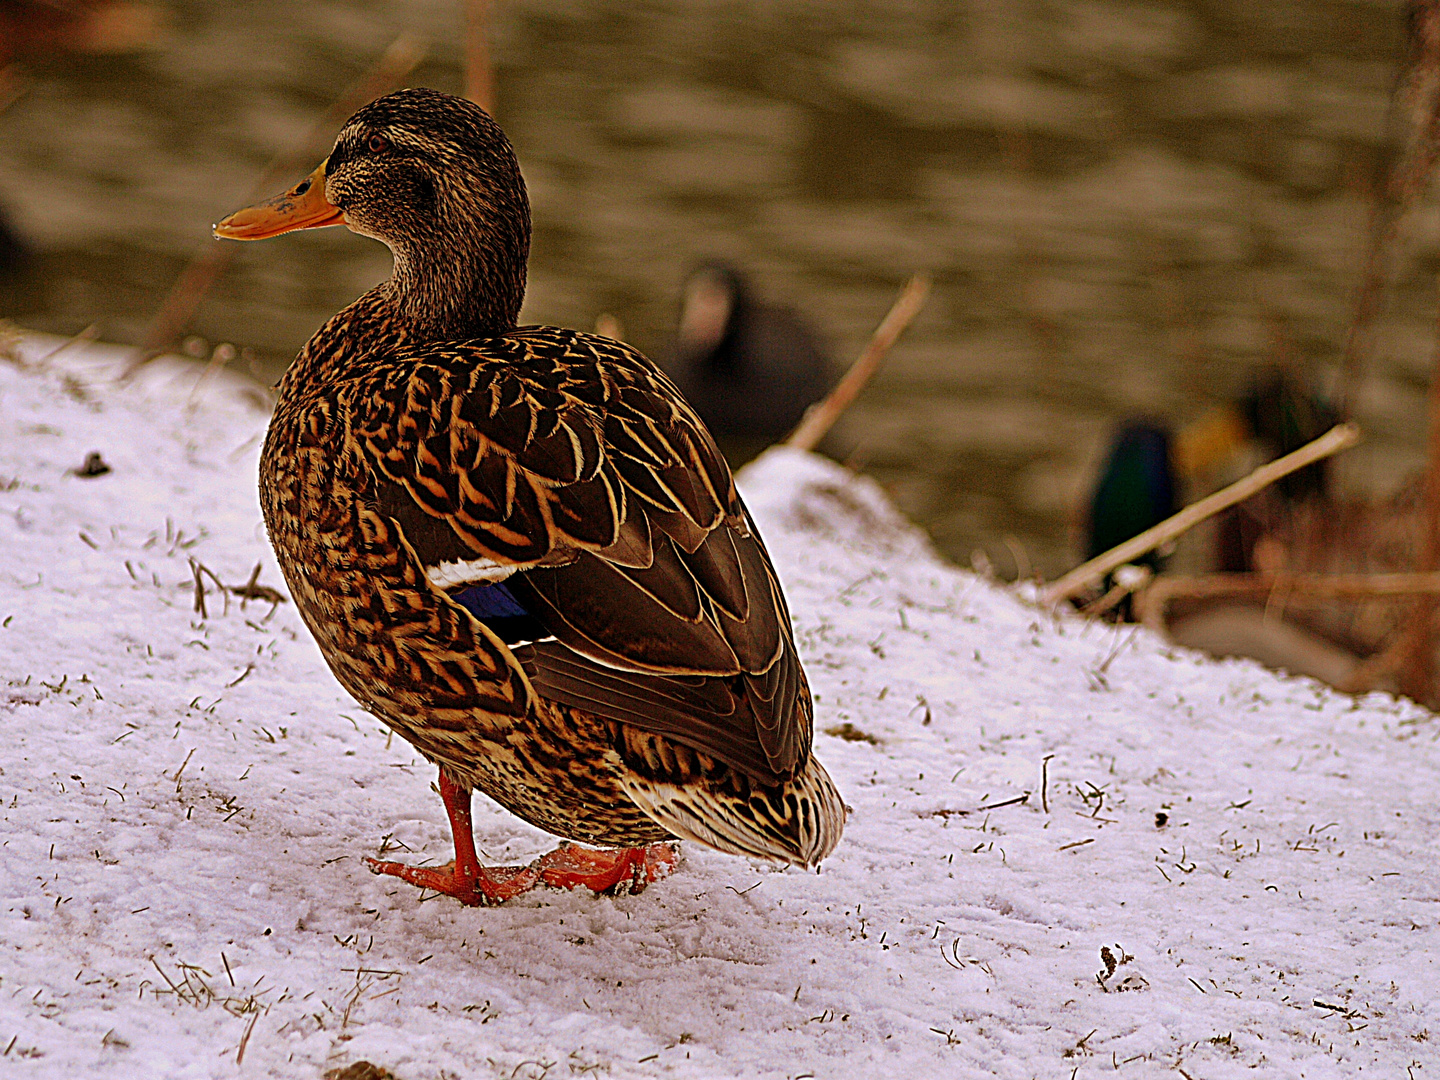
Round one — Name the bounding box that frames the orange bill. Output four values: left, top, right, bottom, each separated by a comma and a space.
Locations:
213, 160, 344, 240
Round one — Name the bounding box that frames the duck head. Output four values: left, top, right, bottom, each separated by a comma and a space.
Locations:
216, 87, 530, 339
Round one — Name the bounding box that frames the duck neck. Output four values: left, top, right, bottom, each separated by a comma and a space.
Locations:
277, 211, 530, 396
382, 229, 527, 342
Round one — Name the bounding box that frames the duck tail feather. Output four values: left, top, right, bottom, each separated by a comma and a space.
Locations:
620, 756, 845, 868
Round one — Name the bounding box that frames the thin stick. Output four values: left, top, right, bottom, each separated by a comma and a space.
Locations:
1144, 570, 1440, 602
976, 792, 1029, 811
1397, 244, 1440, 700
1134, 570, 1440, 631
785, 273, 930, 453
123, 34, 427, 378
1041, 423, 1362, 607
36, 324, 98, 367
1340, 205, 1398, 419
235, 1009, 259, 1065
0, 63, 26, 115
190, 558, 208, 618
1079, 576, 1137, 618
465, 0, 495, 113
185, 343, 238, 410
1341, 1, 1440, 414
171, 748, 196, 791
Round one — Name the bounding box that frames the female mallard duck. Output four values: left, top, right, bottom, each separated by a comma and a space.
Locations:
215, 88, 844, 905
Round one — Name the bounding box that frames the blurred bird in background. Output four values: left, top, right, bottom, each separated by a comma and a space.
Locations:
1080, 367, 1353, 682
665, 261, 833, 461
1176, 367, 1339, 574
1084, 366, 1338, 590
1084, 420, 1178, 578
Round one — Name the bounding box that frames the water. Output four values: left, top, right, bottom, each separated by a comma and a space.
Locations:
0, 0, 1428, 577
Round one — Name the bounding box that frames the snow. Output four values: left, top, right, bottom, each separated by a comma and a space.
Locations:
0, 332, 1437, 1080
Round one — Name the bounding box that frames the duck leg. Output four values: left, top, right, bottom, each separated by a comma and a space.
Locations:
364, 770, 541, 906
363, 772, 679, 905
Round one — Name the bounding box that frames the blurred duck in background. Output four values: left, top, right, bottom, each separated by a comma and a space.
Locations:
1162, 367, 1338, 574
1083, 367, 1354, 684
1084, 420, 1178, 578
1083, 367, 1338, 583
665, 261, 833, 459
1208, 369, 1339, 573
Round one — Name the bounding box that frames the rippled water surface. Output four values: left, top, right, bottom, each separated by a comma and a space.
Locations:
0, 0, 1430, 576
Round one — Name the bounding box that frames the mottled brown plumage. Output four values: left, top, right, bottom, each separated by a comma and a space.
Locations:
217, 88, 844, 904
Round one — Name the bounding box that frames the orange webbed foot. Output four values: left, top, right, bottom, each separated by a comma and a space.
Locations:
535, 841, 679, 896
363, 856, 540, 906
369, 771, 679, 906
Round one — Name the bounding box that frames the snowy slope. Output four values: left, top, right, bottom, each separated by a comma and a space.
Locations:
0, 333, 1436, 1080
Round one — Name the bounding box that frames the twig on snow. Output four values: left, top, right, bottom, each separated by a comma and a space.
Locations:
171, 748, 196, 791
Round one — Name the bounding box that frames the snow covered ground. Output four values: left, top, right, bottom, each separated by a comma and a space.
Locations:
0, 331, 1437, 1080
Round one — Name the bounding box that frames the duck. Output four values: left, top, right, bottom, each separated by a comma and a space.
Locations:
1212, 368, 1338, 572
665, 261, 833, 458
1082, 367, 1339, 588
1134, 368, 1336, 574
1078, 382, 1359, 684
214, 88, 844, 906
1084, 420, 1178, 580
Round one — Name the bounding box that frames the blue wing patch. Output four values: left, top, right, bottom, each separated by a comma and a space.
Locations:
452, 581, 553, 646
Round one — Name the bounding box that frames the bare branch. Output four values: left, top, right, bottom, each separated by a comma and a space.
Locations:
785, 274, 930, 453
1042, 423, 1362, 607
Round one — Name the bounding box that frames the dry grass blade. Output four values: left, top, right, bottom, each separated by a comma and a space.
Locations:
228, 561, 286, 607
785, 273, 931, 453
190, 558, 207, 618
1041, 423, 1362, 606
171, 747, 195, 791
189, 559, 231, 617
235, 1008, 259, 1065
36, 324, 99, 368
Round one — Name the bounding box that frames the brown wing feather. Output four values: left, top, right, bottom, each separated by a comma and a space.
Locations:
344, 326, 808, 779
516, 641, 810, 779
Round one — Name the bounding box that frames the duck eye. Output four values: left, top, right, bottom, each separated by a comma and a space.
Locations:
367, 133, 390, 154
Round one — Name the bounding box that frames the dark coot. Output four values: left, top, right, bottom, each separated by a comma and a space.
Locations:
665, 262, 833, 449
